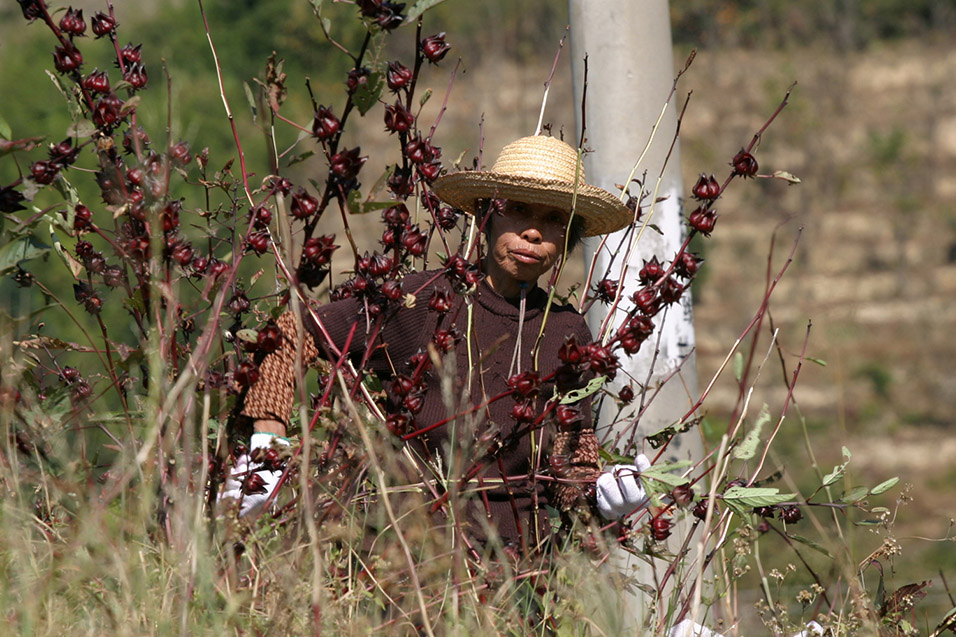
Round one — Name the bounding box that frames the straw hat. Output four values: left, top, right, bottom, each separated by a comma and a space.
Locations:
431, 135, 633, 237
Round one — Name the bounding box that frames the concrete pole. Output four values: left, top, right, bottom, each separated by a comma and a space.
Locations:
568, 0, 703, 630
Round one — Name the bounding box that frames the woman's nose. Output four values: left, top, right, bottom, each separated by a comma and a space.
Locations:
520, 225, 543, 244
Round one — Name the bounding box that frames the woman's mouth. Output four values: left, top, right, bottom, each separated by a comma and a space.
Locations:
509, 249, 542, 265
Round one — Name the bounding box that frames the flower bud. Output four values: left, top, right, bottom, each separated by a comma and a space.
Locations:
691, 173, 721, 200
31, 160, 59, 185
688, 206, 717, 236
250, 205, 272, 229
290, 188, 319, 219
257, 324, 282, 353
731, 149, 758, 178
507, 371, 539, 398
384, 102, 414, 134
638, 256, 665, 286
421, 33, 450, 64
119, 42, 142, 65
382, 204, 410, 228
227, 291, 250, 315
59, 8, 87, 37
511, 400, 536, 424
82, 68, 111, 94
123, 62, 148, 89
168, 141, 191, 165
311, 105, 340, 141
674, 251, 703, 278
428, 288, 453, 313
780, 505, 803, 524
386, 61, 413, 92
651, 515, 672, 540
53, 44, 83, 73
632, 286, 660, 316
91, 12, 117, 38
234, 359, 259, 389
618, 385, 634, 403
436, 206, 459, 230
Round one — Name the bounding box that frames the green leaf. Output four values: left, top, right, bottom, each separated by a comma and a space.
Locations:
840, 485, 869, 503
243, 81, 258, 120
869, 476, 899, 495
352, 71, 384, 115
0, 236, 49, 275
822, 446, 851, 487
308, 0, 331, 34
235, 329, 258, 343
770, 170, 801, 184
734, 403, 770, 461
787, 533, 833, 558
733, 351, 744, 382
558, 375, 606, 404
639, 461, 692, 489
0, 112, 12, 140
854, 519, 885, 527
419, 88, 432, 108
722, 486, 796, 508
405, 0, 448, 22
807, 356, 828, 367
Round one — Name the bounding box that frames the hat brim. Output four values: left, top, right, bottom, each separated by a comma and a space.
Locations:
432, 171, 633, 237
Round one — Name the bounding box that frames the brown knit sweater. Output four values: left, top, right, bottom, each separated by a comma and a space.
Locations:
241, 270, 602, 548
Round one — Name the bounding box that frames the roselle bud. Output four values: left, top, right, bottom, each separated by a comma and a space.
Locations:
401, 225, 426, 256
436, 206, 459, 230
428, 288, 453, 313
290, 188, 319, 219
92, 93, 123, 128
405, 135, 426, 164
639, 256, 665, 285
302, 234, 338, 266
246, 231, 270, 255
384, 102, 414, 134
122, 126, 150, 153
119, 42, 142, 65
632, 286, 660, 316
385, 412, 410, 436
731, 148, 758, 178
368, 252, 393, 277
382, 279, 403, 301
31, 160, 59, 185
71, 380, 92, 402
355, 0, 381, 17
780, 505, 802, 524
311, 105, 340, 141
511, 400, 536, 424
432, 328, 458, 353
672, 484, 695, 507
73, 204, 93, 232
59, 7, 86, 36
168, 141, 190, 165
257, 324, 282, 353
659, 276, 683, 305
675, 251, 703, 278
754, 506, 775, 518
269, 176, 292, 196
554, 404, 583, 427
386, 61, 413, 92
651, 515, 672, 541
227, 291, 250, 315
691, 173, 721, 200
123, 62, 148, 89
102, 265, 124, 287
250, 205, 272, 229
586, 343, 618, 379
234, 359, 259, 389
592, 278, 619, 304
382, 204, 410, 228
618, 385, 634, 403
421, 33, 450, 64
692, 499, 710, 520
170, 242, 193, 267
86, 252, 106, 274
19, 0, 42, 21
403, 391, 424, 414
346, 67, 369, 94
418, 160, 441, 183
206, 258, 225, 279
83, 293, 103, 315
507, 371, 539, 398
242, 472, 267, 495
688, 206, 717, 236
387, 166, 414, 197
53, 44, 83, 73
330, 147, 366, 181
90, 11, 116, 37
75, 240, 94, 261
558, 335, 586, 365
83, 68, 110, 93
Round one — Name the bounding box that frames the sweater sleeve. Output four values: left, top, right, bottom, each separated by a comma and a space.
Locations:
549, 314, 603, 511
240, 311, 320, 426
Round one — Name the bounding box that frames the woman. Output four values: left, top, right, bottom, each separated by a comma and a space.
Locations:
221, 135, 650, 553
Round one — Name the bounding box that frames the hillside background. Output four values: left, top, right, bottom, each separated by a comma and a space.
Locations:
2, 0, 954, 621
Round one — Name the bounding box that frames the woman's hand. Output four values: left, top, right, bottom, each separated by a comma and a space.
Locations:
219, 432, 290, 518
595, 454, 651, 519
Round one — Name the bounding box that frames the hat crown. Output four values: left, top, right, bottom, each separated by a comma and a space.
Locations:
490, 136, 586, 186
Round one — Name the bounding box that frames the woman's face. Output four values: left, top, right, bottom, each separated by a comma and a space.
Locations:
483, 200, 570, 298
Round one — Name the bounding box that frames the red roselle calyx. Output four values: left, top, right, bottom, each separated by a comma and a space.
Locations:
123, 62, 148, 89
638, 256, 665, 285
421, 33, 450, 64
90, 11, 116, 37
386, 61, 413, 92
290, 188, 318, 219
59, 8, 87, 36
732, 149, 758, 178
53, 44, 83, 73
651, 515, 673, 540
82, 68, 110, 93
312, 105, 340, 141
119, 42, 142, 65
234, 359, 259, 388
302, 235, 337, 265
691, 173, 721, 200
688, 206, 718, 236
384, 102, 414, 134
256, 324, 282, 353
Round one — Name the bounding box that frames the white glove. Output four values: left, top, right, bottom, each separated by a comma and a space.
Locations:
219, 432, 290, 518
668, 619, 721, 637
595, 454, 651, 519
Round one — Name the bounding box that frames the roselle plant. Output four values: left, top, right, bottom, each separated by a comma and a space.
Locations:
1, 1, 948, 635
